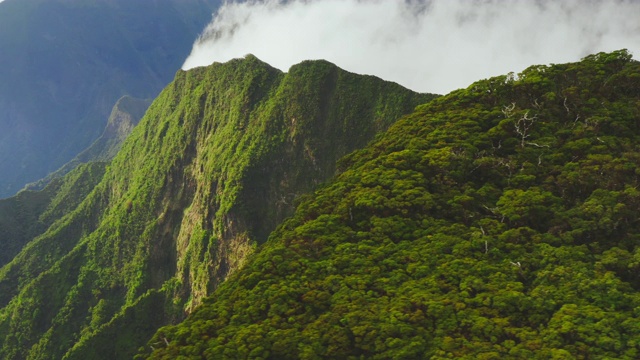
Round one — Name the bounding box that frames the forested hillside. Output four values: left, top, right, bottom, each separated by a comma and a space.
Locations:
0, 163, 106, 268
141, 50, 640, 359
0, 56, 431, 359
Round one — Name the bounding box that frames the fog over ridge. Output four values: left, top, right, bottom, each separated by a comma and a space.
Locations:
184, 0, 640, 94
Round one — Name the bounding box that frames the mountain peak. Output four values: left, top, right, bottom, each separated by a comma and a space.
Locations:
139, 51, 640, 359
0, 56, 433, 359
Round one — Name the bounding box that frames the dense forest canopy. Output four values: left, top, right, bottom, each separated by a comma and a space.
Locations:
140, 50, 640, 359
1, 46, 638, 359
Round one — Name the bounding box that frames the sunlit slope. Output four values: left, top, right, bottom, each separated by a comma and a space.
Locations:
0, 55, 432, 360
143, 50, 640, 359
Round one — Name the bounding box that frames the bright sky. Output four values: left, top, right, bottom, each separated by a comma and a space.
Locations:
183, 0, 640, 94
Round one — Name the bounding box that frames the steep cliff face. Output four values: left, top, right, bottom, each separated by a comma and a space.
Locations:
0, 55, 433, 359
141, 51, 640, 359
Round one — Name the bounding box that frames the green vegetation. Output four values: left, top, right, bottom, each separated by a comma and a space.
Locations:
140, 50, 640, 359
0, 55, 430, 359
0, 162, 106, 268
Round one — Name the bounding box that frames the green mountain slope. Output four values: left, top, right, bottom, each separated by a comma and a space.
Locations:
24, 96, 152, 192
0, 56, 432, 359
0, 162, 106, 268
0, 0, 220, 197
141, 50, 640, 359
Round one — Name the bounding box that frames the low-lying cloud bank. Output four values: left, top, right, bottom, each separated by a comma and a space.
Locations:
184, 0, 640, 94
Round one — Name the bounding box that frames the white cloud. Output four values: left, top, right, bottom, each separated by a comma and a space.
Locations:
184, 0, 640, 94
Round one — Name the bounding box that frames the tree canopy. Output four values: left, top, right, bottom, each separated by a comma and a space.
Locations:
141, 50, 640, 359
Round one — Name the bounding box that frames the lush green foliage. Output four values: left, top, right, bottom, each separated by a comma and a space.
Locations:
141, 50, 640, 359
0, 56, 429, 359
0, 162, 106, 267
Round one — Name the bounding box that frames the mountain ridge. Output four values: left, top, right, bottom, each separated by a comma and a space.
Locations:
0, 55, 433, 359
140, 50, 640, 359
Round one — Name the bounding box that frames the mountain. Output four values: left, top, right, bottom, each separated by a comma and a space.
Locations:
24, 96, 152, 192
0, 0, 220, 198
0, 96, 148, 274
0, 55, 432, 359
0, 162, 106, 268
138, 50, 640, 359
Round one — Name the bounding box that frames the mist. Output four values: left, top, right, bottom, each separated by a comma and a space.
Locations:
183, 0, 640, 94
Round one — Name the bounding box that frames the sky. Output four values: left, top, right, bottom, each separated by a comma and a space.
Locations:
183, 0, 640, 94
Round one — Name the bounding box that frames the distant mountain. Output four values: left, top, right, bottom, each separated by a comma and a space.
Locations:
24, 96, 151, 191
140, 51, 640, 359
0, 55, 432, 359
0, 0, 220, 198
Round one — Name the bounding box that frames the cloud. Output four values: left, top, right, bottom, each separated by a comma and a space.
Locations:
184, 0, 640, 94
